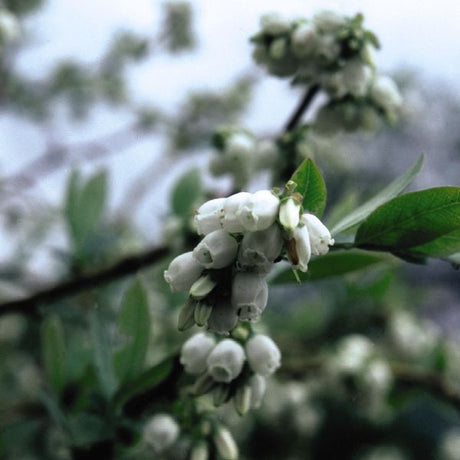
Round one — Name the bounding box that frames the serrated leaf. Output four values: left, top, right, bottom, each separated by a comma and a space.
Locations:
114, 358, 174, 410
355, 187, 460, 252
330, 155, 424, 236
270, 250, 391, 284
89, 310, 117, 399
289, 159, 327, 217
171, 168, 201, 217
114, 279, 151, 384
41, 316, 66, 394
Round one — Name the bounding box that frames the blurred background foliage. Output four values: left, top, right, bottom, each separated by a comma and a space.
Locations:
0, 1, 459, 459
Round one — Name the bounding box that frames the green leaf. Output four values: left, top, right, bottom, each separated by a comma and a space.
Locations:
68, 413, 111, 447
289, 159, 327, 217
64, 169, 82, 242
89, 310, 117, 399
171, 168, 201, 217
114, 358, 174, 410
41, 316, 66, 394
270, 250, 392, 284
330, 155, 424, 236
407, 228, 460, 257
355, 187, 460, 252
114, 279, 151, 384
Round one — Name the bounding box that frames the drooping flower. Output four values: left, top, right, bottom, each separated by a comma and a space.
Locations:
246, 335, 281, 377
231, 272, 268, 322
207, 297, 239, 335
194, 198, 225, 235
279, 197, 301, 231
207, 339, 245, 383
222, 192, 252, 233
143, 414, 179, 453
164, 251, 203, 292
180, 332, 216, 375
193, 229, 238, 269
236, 190, 280, 232
301, 213, 334, 255
286, 224, 311, 272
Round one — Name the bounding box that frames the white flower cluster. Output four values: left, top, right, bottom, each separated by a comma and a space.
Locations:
164, 187, 334, 334
180, 332, 281, 413
251, 11, 402, 131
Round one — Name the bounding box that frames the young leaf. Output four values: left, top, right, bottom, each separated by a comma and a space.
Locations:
330, 154, 424, 236
89, 309, 117, 399
270, 250, 392, 284
41, 316, 66, 394
355, 187, 460, 251
289, 159, 327, 217
114, 279, 151, 384
171, 168, 201, 217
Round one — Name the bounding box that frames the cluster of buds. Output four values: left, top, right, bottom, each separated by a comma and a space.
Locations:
180, 331, 281, 414
209, 127, 278, 189
164, 185, 334, 334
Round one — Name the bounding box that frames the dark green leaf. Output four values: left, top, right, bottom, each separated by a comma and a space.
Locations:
330, 155, 424, 236
408, 228, 460, 257
270, 250, 391, 284
89, 310, 117, 399
289, 159, 327, 217
171, 168, 201, 217
68, 413, 111, 447
355, 187, 460, 251
114, 279, 151, 384
114, 358, 174, 409
41, 316, 66, 394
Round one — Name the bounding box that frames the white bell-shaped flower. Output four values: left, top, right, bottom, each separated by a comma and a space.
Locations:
238, 223, 283, 273
207, 339, 245, 383
301, 213, 334, 255
164, 251, 203, 292
143, 414, 179, 453
207, 297, 239, 335
279, 197, 301, 231
341, 59, 373, 97
225, 132, 256, 158
194, 198, 225, 235
246, 335, 281, 377
222, 192, 252, 233
291, 23, 317, 58
370, 75, 402, 110
214, 426, 239, 460
249, 374, 267, 408
180, 332, 216, 375
193, 230, 238, 269
232, 273, 268, 322
236, 190, 280, 232
287, 224, 311, 272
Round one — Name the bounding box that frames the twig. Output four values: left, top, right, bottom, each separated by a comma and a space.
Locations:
283, 84, 320, 133
0, 245, 169, 316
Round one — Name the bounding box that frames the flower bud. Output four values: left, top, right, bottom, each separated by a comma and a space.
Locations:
194, 302, 213, 327
207, 297, 239, 335
269, 37, 287, 60
231, 273, 268, 322
214, 426, 239, 460
234, 384, 252, 416
143, 414, 179, 453
246, 335, 281, 377
180, 332, 216, 375
207, 339, 245, 383
287, 224, 311, 272
194, 198, 225, 235
249, 374, 267, 408
189, 275, 217, 299
177, 299, 197, 332
164, 252, 203, 292
190, 441, 209, 460
193, 372, 216, 396
279, 197, 301, 231
301, 213, 334, 255
236, 190, 280, 232
222, 192, 251, 233
213, 383, 231, 407
193, 230, 238, 269
238, 223, 283, 273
